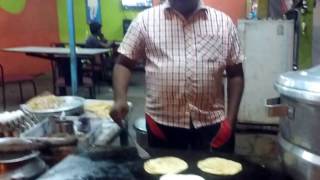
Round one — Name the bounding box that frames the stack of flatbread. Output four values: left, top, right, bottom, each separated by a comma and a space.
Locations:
84, 101, 113, 118
26, 93, 62, 111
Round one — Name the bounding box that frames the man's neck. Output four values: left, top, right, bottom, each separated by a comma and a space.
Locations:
181, 8, 197, 19
164, 0, 205, 19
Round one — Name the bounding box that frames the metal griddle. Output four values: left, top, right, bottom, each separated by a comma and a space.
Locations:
39, 147, 292, 180
132, 149, 292, 180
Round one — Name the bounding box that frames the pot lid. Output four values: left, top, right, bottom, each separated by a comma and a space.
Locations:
275, 65, 320, 103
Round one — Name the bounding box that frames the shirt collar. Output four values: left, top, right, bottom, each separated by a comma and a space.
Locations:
163, 0, 208, 19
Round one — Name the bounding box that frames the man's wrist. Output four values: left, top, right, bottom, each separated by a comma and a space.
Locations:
115, 97, 127, 103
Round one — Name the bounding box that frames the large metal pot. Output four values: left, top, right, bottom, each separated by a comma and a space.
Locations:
266, 65, 320, 180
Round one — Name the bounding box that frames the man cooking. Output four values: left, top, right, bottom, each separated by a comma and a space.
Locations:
110, 0, 244, 153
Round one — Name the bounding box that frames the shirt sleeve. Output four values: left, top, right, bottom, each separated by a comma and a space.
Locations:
118, 13, 146, 61
226, 20, 245, 66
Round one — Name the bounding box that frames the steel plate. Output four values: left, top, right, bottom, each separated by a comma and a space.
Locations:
0, 151, 40, 164
21, 96, 84, 114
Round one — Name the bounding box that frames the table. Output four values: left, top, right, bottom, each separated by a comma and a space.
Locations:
2, 46, 110, 58
1, 46, 111, 95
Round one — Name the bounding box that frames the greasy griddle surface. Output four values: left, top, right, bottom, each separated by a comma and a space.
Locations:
38, 147, 291, 180
132, 150, 289, 180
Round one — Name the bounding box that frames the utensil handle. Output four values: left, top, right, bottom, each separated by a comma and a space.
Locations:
265, 97, 289, 117
28, 136, 78, 147
128, 133, 150, 159
124, 124, 150, 159
0, 137, 78, 153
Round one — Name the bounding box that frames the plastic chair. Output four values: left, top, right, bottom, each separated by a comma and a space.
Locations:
0, 64, 37, 110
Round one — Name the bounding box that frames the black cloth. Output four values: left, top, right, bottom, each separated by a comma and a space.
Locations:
85, 35, 107, 48
147, 119, 235, 153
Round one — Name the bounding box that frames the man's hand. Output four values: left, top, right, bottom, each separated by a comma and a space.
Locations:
109, 100, 129, 128
210, 118, 232, 148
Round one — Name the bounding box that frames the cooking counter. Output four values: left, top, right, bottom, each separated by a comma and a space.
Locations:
38, 146, 292, 180
0, 99, 132, 180
0, 97, 294, 180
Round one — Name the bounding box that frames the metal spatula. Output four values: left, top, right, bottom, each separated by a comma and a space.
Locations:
127, 131, 150, 159
119, 119, 150, 159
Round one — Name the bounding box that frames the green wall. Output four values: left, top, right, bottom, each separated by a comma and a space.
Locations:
0, 0, 26, 14
57, 0, 139, 43
299, 0, 314, 69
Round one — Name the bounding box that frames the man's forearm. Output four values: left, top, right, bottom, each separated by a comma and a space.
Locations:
226, 64, 244, 128
113, 55, 136, 102
113, 64, 131, 102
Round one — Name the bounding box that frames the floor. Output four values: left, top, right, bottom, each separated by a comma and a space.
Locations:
0, 72, 282, 170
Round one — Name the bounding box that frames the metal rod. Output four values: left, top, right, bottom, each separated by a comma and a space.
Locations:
67, 0, 78, 95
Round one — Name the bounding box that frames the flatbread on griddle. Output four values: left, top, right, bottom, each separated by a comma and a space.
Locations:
197, 157, 242, 175
144, 156, 188, 175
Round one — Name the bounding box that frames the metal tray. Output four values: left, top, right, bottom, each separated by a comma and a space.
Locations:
21, 96, 85, 118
